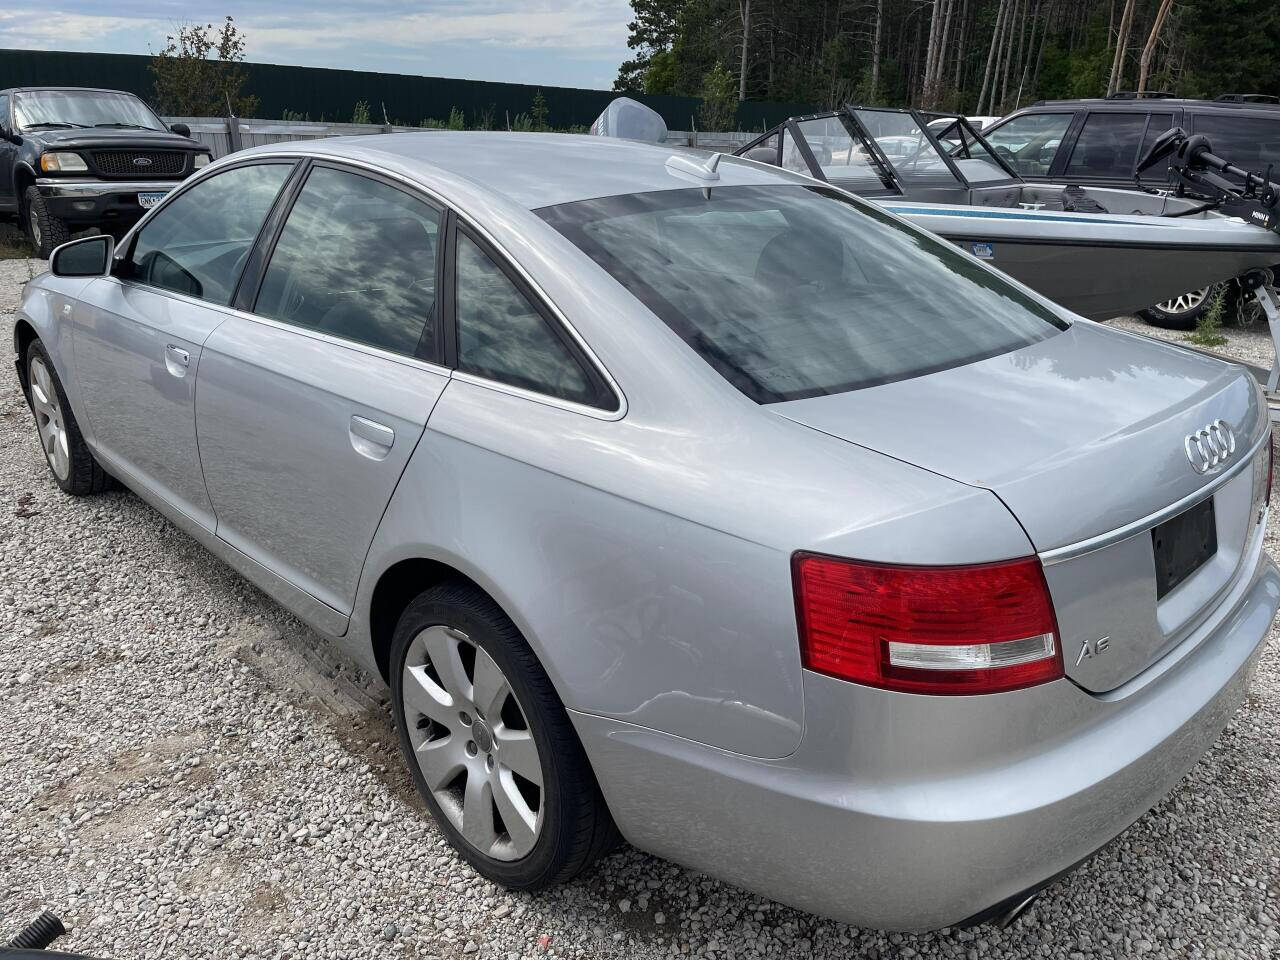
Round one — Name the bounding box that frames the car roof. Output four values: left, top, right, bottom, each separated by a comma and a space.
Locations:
247, 131, 802, 210
0, 86, 139, 96
1015, 97, 1280, 116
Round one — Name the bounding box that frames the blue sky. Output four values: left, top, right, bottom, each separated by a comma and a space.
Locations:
0, 1, 634, 90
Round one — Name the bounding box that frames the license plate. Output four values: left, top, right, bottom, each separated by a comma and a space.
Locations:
1152, 496, 1217, 599
137, 192, 167, 208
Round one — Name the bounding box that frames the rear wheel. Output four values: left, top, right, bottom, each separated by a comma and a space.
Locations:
390, 580, 618, 888
25, 340, 113, 496
1139, 284, 1218, 330
22, 186, 70, 259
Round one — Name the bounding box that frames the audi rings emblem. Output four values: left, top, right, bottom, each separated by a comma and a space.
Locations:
1184, 419, 1236, 474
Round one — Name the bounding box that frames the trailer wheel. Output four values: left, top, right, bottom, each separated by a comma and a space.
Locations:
1140, 284, 1221, 330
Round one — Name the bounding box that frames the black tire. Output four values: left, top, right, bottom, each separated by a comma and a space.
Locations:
390, 579, 619, 889
23, 185, 70, 259
1139, 283, 1223, 330
24, 339, 113, 496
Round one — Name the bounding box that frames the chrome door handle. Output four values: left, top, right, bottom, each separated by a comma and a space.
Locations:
349, 415, 395, 460
164, 343, 190, 378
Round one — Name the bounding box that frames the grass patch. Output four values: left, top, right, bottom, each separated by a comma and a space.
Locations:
1185, 287, 1228, 347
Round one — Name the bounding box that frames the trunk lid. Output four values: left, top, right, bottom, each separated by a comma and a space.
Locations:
773, 322, 1269, 691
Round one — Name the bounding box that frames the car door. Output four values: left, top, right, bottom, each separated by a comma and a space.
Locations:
194, 161, 450, 616
71, 159, 297, 529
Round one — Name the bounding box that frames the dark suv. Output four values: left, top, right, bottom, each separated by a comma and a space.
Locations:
0, 87, 213, 257
983, 93, 1280, 186
983, 93, 1280, 325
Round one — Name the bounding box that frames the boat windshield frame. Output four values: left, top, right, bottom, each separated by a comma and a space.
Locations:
736, 106, 1023, 194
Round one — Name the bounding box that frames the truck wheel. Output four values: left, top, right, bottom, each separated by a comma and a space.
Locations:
23, 186, 71, 259
1139, 285, 1219, 330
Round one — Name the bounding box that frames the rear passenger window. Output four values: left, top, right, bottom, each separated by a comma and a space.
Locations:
255, 166, 441, 358
454, 232, 603, 407
1065, 113, 1148, 178
125, 162, 292, 304
1192, 114, 1280, 183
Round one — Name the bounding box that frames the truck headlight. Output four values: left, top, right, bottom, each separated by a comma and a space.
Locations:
193, 153, 211, 168
39, 152, 89, 173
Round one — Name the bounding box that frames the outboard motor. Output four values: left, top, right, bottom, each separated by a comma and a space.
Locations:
589, 97, 668, 144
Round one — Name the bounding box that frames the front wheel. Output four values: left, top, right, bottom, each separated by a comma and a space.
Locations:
25, 340, 113, 495
22, 186, 70, 259
391, 580, 618, 889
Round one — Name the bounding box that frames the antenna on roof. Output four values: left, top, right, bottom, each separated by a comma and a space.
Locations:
665, 152, 721, 181
665, 151, 723, 198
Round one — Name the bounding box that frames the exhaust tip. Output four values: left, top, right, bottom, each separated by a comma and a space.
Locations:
997, 893, 1038, 929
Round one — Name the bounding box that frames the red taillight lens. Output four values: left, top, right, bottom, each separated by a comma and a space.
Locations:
793, 553, 1063, 695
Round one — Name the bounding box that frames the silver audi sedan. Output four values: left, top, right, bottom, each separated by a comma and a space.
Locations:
13, 132, 1279, 931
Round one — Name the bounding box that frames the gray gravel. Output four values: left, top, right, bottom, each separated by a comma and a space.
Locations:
1107, 313, 1278, 370
2, 255, 1279, 959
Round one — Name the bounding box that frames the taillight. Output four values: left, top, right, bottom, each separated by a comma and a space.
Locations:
792, 553, 1063, 695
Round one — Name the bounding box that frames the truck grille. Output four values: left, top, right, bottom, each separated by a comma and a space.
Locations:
92, 150, 186, 176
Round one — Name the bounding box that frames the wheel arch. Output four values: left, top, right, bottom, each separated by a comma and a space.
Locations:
14, 162, 36, 205
367, 557, 495, 684
13, 316, 39, 396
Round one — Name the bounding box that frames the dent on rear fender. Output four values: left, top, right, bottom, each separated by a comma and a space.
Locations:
359, 427, 806, 759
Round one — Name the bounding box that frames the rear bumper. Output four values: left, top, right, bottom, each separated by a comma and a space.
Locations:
35, 178, 179, 225
571, 549, 1279, 931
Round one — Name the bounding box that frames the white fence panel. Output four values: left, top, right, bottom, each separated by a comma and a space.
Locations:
165, 116, 757, 159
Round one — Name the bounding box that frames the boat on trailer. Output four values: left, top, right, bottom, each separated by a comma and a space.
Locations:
732, 106, 1280, 321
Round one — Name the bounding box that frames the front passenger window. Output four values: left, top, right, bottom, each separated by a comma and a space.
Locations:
255, 166, 441, 358
983, 113, 1072, 176
124, 162, 293, 304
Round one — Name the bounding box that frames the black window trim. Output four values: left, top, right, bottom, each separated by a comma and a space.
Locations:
238, 157, 450, 365
113, 155, 302, 307
449, 218, 620, 413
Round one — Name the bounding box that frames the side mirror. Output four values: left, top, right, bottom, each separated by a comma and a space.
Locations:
169, 122, 191, 138
50, 235, 114, 277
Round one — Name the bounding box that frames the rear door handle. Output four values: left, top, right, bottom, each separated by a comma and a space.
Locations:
164, 343, 190, 378
349, 415, 395, 460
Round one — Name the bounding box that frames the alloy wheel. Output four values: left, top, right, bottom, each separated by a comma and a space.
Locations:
28, 357, 70, 480
401, 624, 544, 861
1154, 286, 1210, 315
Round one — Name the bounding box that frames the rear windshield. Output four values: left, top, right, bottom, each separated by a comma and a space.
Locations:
536, 185, 1067, 403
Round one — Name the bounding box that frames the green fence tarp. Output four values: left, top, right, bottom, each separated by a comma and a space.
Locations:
0, 48, 815, 131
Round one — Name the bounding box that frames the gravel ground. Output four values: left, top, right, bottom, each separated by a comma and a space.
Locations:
1108, 313, 1278, 371
2, 255, 1279, 960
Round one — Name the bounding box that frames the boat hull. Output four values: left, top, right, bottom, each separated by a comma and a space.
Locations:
878, 201, 1280, 320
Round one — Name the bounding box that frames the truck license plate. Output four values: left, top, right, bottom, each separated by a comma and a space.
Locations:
137, 192, 167, 208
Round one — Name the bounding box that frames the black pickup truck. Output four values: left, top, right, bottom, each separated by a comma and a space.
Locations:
0, 86, 213, 256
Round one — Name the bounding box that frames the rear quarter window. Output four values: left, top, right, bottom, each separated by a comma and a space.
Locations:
1191, 113, 1280, 182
